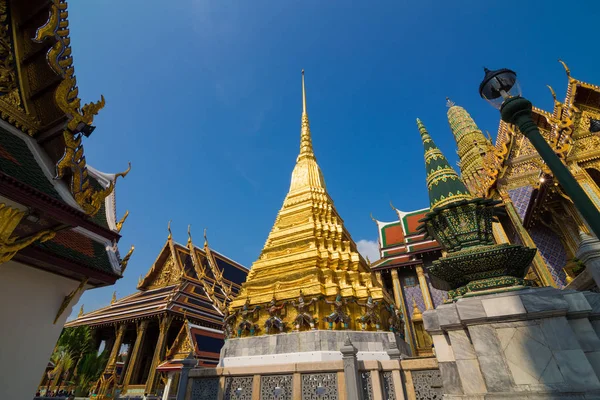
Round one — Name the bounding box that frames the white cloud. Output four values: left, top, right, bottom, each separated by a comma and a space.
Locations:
357, 239, 380, 263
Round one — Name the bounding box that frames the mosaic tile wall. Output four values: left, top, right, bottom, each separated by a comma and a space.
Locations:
529, 226, 568, 288
508, 185, 534, 221
424, 272, 447, 308
401, 276, 425, 319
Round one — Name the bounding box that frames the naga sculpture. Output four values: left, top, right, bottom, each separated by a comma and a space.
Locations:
356, 295, 381, 331
264, 296, 287, 334
291, 290, 318, 331
324, 293, 350, 330
237, 298, 260, 337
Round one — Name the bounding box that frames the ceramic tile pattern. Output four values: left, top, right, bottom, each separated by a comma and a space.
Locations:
529, 226, 567, 288
508, 185, 534, 221
403, 281, 425, 319
425, 271, 447, 307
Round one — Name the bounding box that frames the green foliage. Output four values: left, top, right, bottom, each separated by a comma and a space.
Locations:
73, 350, 109, 397
48, 326, 107, 396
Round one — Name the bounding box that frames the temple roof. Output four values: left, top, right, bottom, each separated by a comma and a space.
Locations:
371, 207, 441, 271
157, 322, 223, 370
66, 228, 248, 328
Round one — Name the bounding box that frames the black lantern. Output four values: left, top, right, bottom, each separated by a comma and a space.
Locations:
478, 67, 521, 109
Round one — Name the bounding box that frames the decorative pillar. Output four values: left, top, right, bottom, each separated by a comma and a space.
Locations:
175, 356, 196, 400
340, 336, 362, 400
503, 199, 556, 287
145, 315, 172, 395
390, 269, 416, 355
105, 324, 126, 374
386, 343, 407, 400
122, 320, 149, 388
162, 371, 175, 400
375, 271, 383, 286
415, 265, 434, 310
492, 222, 510, 244
98, 324, 126, 398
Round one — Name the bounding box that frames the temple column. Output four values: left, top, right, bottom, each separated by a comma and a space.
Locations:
390, 269, 416, 355
502, 197, 556, 287
105, 324, 126, 375
122, 320, 149, 388
98, 324, 126, 397
415, 265, 434, 310
162, 372, 175, 400
145, 315, 173, 395
492, 222, 510, 244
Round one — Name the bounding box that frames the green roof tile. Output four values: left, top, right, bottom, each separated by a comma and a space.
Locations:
0, 127, 61, 200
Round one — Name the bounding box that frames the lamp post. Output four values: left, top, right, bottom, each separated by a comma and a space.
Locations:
479, 67, 600, 239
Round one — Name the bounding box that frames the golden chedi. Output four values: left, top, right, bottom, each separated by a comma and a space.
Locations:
228, 71, 396, 337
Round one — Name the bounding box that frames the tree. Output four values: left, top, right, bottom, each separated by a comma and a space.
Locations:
50, 346, 74, 390
46, 326, 99, 394
73, 350, 109, 397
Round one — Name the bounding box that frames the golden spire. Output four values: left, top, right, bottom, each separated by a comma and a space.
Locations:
111, 291, 117, 304
297, 69, 316, 163
287, 70, 326, 192
302, 69, 307, 115
78, 304, 84, 317
230, 70, 395, 335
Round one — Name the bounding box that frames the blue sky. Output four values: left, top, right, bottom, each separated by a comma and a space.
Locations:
70, 0, 600, 314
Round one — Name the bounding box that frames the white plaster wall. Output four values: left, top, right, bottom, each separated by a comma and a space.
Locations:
0, 261, 85, 399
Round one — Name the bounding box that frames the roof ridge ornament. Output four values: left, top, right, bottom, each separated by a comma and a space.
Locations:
558, 59, 571, 77
445, 97, 455, 108
120, 245, 135, 275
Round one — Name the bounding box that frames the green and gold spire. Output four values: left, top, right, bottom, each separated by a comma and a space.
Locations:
417, 119, 472, 209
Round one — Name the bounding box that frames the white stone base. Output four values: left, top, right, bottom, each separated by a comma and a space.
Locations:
424, 287, 600, 398
221, 350, 391, 367
219, 330, 409, 368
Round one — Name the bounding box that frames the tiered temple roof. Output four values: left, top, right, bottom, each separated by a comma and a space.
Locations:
67, 227, 248, 330
0, 0, 131, 288
371, 207, 440, 271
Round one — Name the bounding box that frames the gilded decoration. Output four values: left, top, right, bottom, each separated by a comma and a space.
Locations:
53, 278, 87, 324
228, 71, 394, 335
118, 244, 135, 275
0, 203, 56, 264
33, 0, 130, 216
0, 0, 39, 134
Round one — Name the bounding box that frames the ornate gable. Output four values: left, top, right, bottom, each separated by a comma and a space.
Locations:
165, 323, 195, 361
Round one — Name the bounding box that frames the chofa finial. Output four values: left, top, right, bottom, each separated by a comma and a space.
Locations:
558, 59, 570, 77
167, 220, 172, 239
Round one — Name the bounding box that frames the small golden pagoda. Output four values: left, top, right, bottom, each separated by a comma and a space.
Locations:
229, 71, 395, 335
